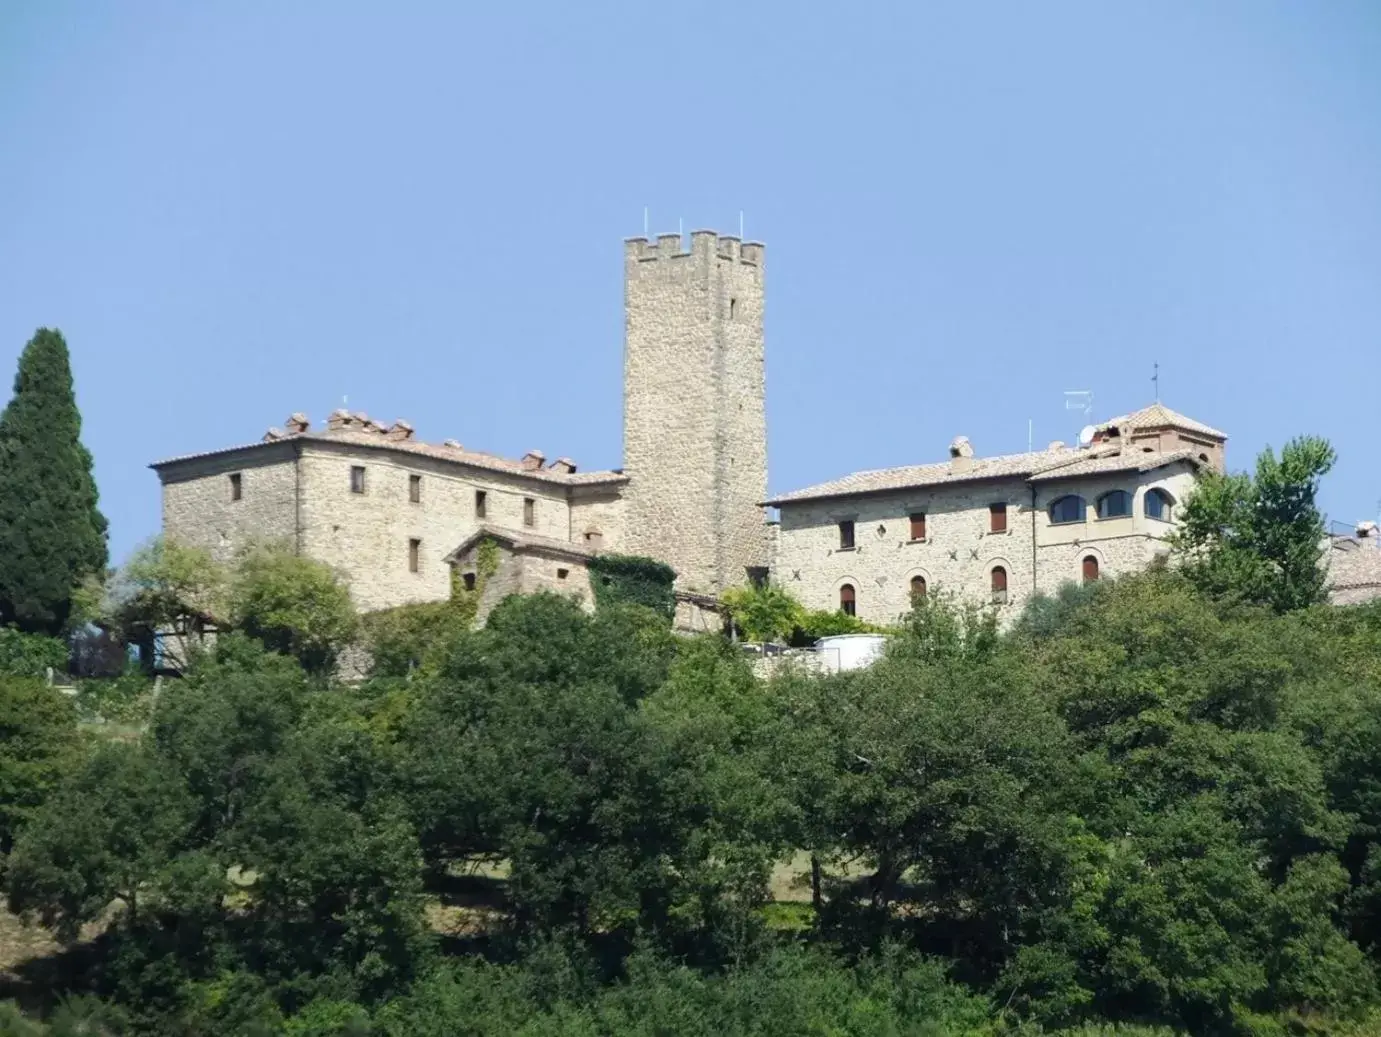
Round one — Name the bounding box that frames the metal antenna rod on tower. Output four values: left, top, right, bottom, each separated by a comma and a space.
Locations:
1153, 362, 1160, 402
643, 206, 649, 237
739, 210, 744, 240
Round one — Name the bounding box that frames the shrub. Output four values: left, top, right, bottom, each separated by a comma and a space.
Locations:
588, 554, 676, 620
0, 626, 68, 679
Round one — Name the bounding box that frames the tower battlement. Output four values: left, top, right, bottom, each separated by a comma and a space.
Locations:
625, 231, 764, 266
621, 227, 768, 594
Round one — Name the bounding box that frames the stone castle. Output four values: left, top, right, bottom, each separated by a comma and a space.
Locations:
153, 230, 1381, 628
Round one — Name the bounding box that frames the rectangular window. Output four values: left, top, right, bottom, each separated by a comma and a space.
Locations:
408, 538, 421, 573
462, 572, 476, 591
409, 474, 421, 503
909, 512, 926, 540
557, 568, 569, 581
523, 497, 535, 527
989, 502, 1008, 533
475, 490, 487, 519
838, 519, 855, 550
350, 466, 366, 494
229, 473, 242, 501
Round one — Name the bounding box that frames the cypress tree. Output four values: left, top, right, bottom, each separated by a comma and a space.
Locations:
0, 329, 108, 634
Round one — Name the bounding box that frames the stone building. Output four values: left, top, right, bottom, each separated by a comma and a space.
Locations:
153, 229, 1373, 630
151, 230, 768, 624
766, 404, 1224, 625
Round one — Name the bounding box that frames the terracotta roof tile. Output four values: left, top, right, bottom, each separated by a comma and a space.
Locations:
765, 446, 1200, 506
1097, 402, 1226, 440
443, 524, 596, 563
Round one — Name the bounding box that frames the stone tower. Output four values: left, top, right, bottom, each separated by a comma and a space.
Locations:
621, 230, 768, 594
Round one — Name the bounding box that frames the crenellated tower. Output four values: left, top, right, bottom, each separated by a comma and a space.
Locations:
621, 230, 768, 594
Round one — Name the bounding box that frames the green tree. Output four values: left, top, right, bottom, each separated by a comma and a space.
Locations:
719, 584, 803, 643
0, 676, 79, 853
228, 544, 357, 674
0, 328, 108, 634
1172, 435, 1336, 613
107, 536, 228, 670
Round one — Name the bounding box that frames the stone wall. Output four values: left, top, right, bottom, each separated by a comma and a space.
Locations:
621, 231, 768, 594
159, 442, 300, 564
774, 462, 1198, 624
297, 442, 575, 612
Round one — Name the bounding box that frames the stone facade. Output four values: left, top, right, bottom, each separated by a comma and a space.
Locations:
1327, 523, 1381, 606
447, 526, 595, 625
620, 231, 768, 595
772, 459, 1198, 625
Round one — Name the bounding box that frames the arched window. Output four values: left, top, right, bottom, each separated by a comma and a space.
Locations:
839, 583, 856, 616
1096, 490, 1132, 519
1144, 488, 1174, 522
1082, 555, 1100, 583
910, 574, 927, 599
990, 566, 1008, 605
1048, 495, 1085, 525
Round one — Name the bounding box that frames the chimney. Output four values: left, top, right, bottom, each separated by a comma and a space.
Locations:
949, 436, 974, 474
284, 413, 310, 435
522, 449, 546, 471
353, 412, 384, 435
262, 427, 285, 442
1047, 440, 1066, 452
442, 439, 463, 450
547, 457, 578, 474
326, 409, 352, 432
1359, 521, 1379, 549
385, 419, 415, 442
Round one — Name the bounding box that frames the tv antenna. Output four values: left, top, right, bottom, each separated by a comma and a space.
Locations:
1065, 390, 1094, 442
1152, 362, 1160, 402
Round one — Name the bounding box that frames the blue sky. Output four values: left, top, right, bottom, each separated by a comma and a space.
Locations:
2, 2, 1378, 563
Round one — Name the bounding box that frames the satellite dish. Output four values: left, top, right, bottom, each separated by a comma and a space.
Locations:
1077, 425, 1096, 447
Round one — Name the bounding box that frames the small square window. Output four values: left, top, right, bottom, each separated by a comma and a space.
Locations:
350, 466, 366, 494
838, 519, 855, 550
523, 497, 535, 527
409, 474, 421, 503
909, 512, 926, 540
557, 568, 569, 580
408, 538, 421, 573
229, 473, 242, 501
989, 503, 1008, 533
475, 490, 487, 519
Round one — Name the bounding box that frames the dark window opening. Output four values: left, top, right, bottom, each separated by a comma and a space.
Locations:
1048, 495, 1084, 525
408, 538, 421, 573
229, 473, 242, 501
475, 490, 487, 518
838, 519, 856, 550
910, 574, 927, 599
1082, 555, 1100, 583
462, 572, 476, 591
557, 568, 569, 581
409, 474, 421, 503
989, 502, 1008, 533
1145, 488, 1173, 522
350, 466, 366, 494
909, 512, 926, 540
1096, 490, 1132, 519
839, 583, 856, 616
523, 497, 535, 527
990, 565, 1008, 605
729, 297, 737, 319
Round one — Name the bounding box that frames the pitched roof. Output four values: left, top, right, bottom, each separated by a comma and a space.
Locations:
764, 446, 1199, 506
151, 427, 626, 488
444, 524, 596, 564
1097, 402, 1226, 440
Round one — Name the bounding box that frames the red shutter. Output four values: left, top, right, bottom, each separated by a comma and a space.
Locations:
910, 575, 927, 598
1082, 555, 1100, 582
989, 503, 1007, 533
839, 584, 856, 616
910, 513, 926, 540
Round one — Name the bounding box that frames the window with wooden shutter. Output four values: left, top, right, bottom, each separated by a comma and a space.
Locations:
839, 583, 856, 616
409, 474, 421, 503
523, 497, 535, 527
408, 538, 421, 573
838, 520, 855, 550
1082, 555, 1100, 582
909, 513, 926, 540
910, 574, 927, 599
990, 565, 1008, 604
350, 466, 366, 494
989, 502, 1007, 533
475, 490, 487, 518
